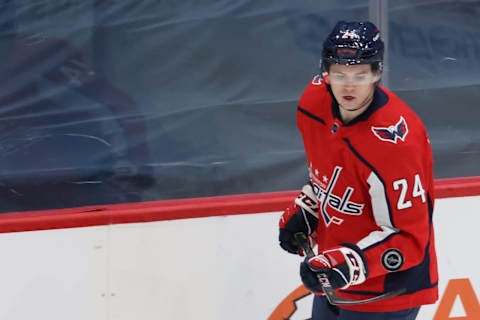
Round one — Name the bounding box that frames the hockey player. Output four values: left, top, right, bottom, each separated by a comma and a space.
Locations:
278, 21, 438, 320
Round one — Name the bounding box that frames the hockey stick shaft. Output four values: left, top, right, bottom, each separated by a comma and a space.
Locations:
294, 232, 406, 305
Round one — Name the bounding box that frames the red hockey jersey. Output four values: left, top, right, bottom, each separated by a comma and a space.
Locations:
297, 76, 438, 312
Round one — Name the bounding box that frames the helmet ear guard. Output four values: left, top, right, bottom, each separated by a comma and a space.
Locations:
322, 72, 330, 85
319, 60, 330, 84
318, 59, 331, 85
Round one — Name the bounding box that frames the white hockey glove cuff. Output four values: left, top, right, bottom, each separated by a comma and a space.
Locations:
294, 184, 319, 218
308, 244, 368, 289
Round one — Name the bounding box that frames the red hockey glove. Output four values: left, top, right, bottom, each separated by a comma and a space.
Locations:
300, 244, 368, 292
279, 184, 319, 255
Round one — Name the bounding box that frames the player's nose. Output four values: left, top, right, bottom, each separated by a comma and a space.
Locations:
342, 86, 355, 93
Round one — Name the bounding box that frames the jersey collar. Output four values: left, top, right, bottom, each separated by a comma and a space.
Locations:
330, 86, 389, 126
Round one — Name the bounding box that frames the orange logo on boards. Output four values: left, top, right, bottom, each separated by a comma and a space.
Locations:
268, 285, 311, 320
269, 278, 480, 319
434, 278, 480, 319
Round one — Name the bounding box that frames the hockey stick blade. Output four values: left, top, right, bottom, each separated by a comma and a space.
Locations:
294, 232, 406, 305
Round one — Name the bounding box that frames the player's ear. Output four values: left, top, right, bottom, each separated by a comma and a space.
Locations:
373, 72, 381, 85
370, 63, 382, 85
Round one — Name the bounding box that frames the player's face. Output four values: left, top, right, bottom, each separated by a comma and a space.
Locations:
328, 64, 379, 113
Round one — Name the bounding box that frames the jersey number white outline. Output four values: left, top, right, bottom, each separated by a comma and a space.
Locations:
393, 174, 426, 210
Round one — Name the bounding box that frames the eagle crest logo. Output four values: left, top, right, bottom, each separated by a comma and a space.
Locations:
371, 117, 408, 144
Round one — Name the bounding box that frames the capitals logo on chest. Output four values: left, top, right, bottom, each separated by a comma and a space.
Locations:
310, 166, 365, 227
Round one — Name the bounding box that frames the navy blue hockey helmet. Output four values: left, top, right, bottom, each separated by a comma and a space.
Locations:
321, 21, 384, 72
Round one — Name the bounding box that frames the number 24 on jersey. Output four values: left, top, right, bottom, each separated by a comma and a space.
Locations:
393, 174, 426, 210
